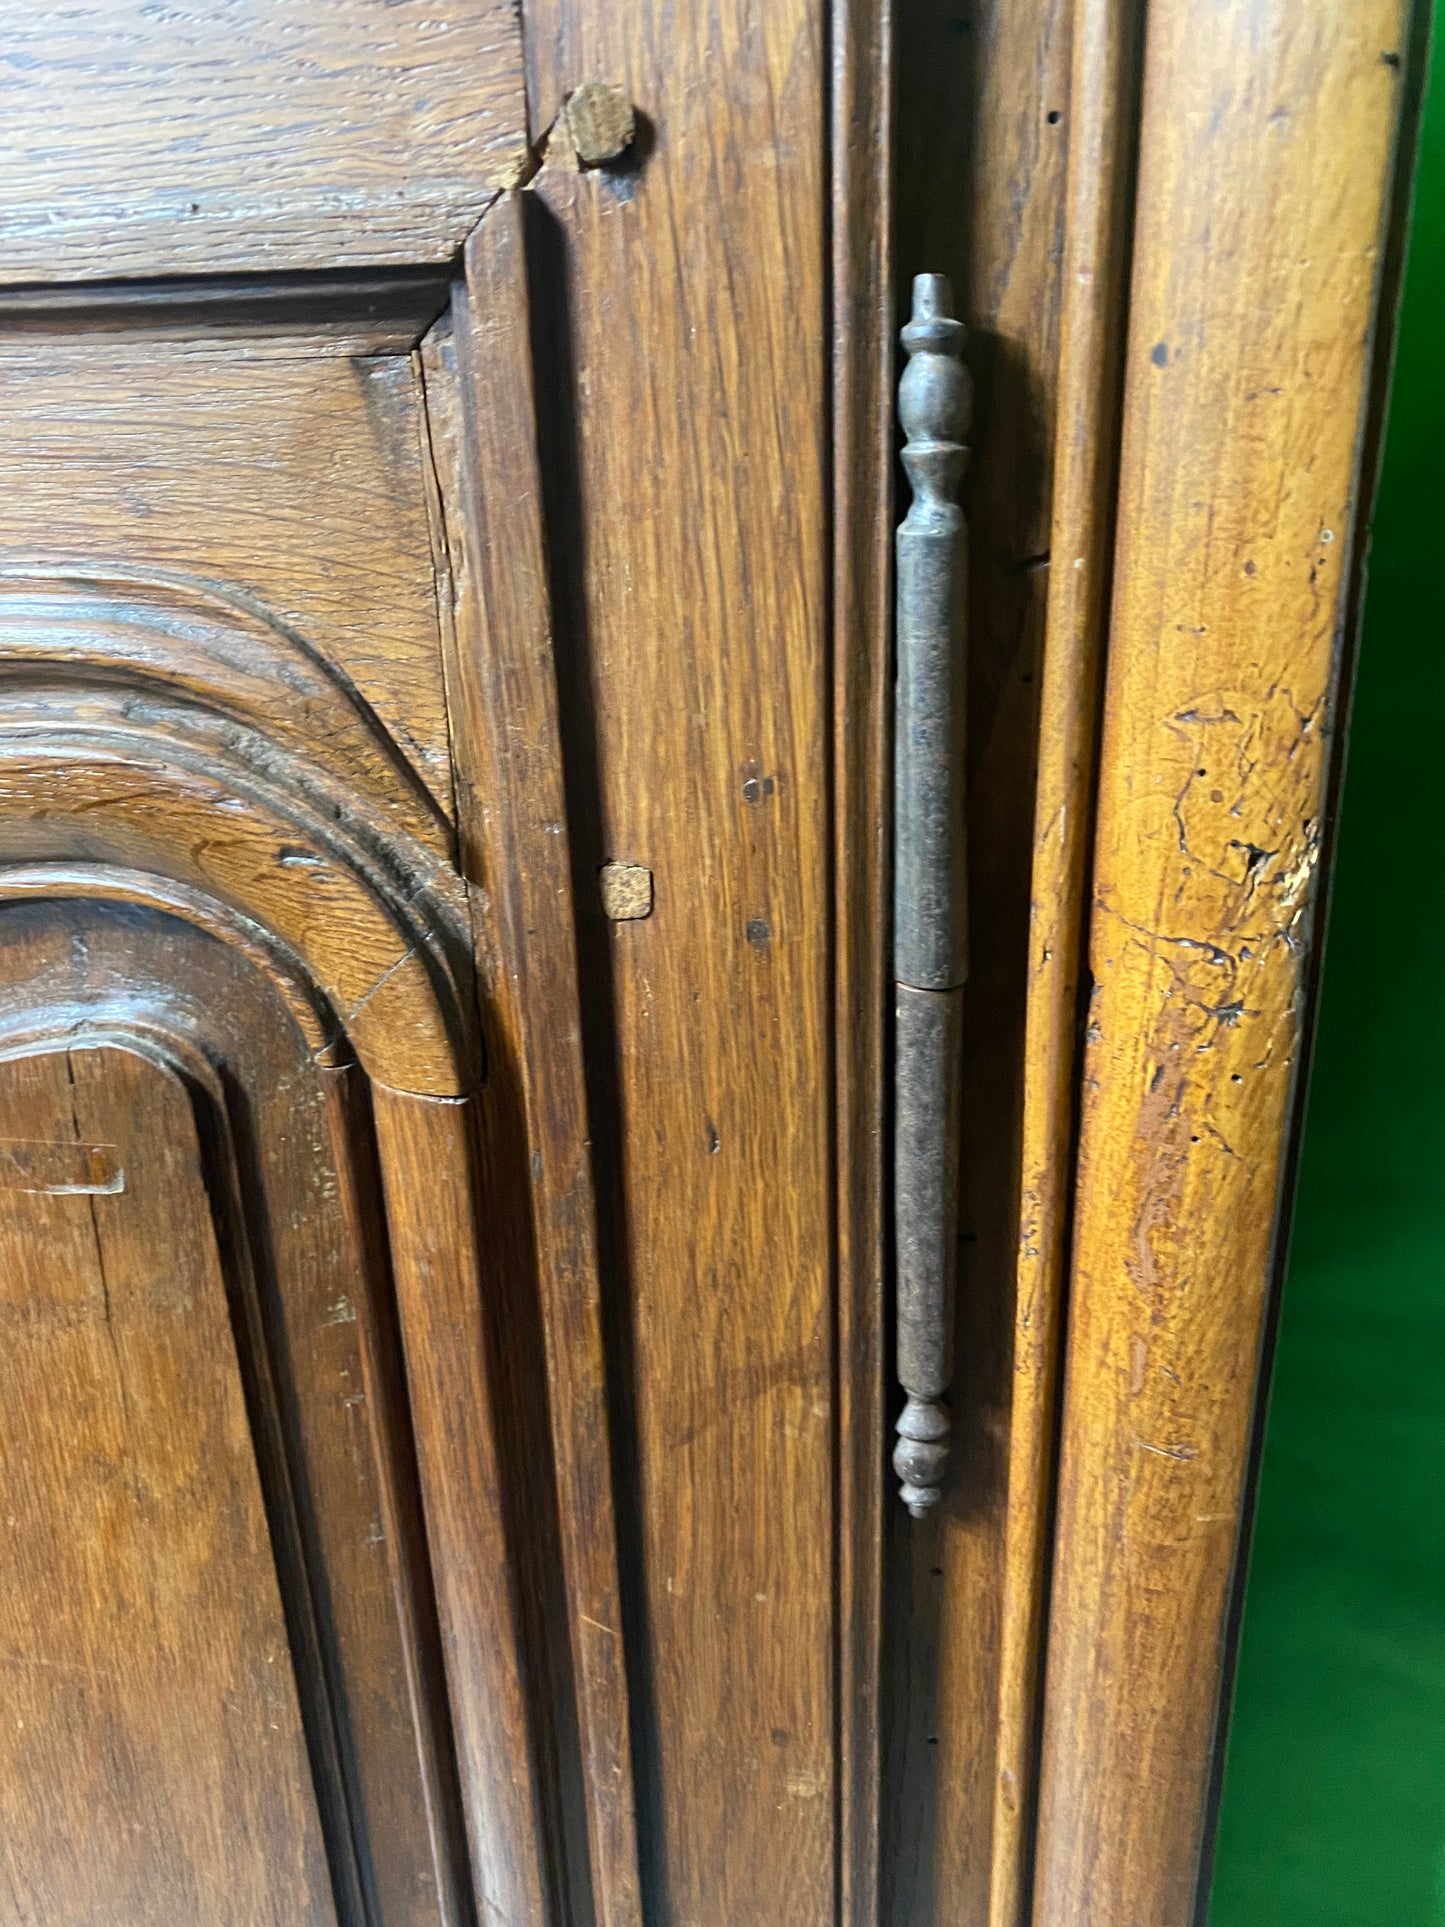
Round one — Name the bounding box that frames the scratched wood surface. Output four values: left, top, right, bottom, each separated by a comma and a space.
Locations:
0, 899, 476, 1927
884, 0, 1072, 1921
0, 2, 530, 284
993, 1, 1146, 1922
0, 1039, 340, 1927
519, 5, 836, 1919
1032, 4, 1416, 1922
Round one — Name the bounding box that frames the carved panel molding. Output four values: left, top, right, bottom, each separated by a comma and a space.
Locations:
0, 567, 478, 1095
0, 558, 550, 1924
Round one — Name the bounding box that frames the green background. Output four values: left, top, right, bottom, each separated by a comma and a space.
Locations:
1207, 20, 1445, 1926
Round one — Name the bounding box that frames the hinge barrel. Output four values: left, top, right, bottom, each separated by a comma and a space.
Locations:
893, 273, 971, 1517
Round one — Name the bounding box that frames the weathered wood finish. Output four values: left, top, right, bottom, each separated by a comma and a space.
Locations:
0, 903, 475, 1927
992, 1, 1145, 1919
2, 3, 530, 284
372, 1087, 554, 1927
1, 8, 1420, 1926
0, 344, 460, 821
0, 1039, 340, 1927
831, 0, 893, 1915
1033, 5, 1415, 1923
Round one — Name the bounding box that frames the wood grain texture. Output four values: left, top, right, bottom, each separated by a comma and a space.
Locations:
1032, 5, 1415, 1923
0, 342, 459, 821
521, 7, 836, 1918
885, 0, 1071, 1919
991, 0, 1145, 1919
374, 1087, 553, 1927
0, 672, 477, 1097
0, 297, 556, 1918
0, 1039, 339, 1927
421, 192, 644, 1927
0, 897, 476, 1927
0, 2, 530, 284
832, 0, 893, 1914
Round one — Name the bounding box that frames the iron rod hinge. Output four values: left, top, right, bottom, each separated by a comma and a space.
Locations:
893, 273, 970, 1517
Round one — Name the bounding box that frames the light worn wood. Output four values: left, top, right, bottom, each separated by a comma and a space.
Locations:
990, 1, 1146, 1919
0, 2, 530, 284
1032, 5, 1416, 1922
522, 6, 836, 1915
885, 0, 1071, 1917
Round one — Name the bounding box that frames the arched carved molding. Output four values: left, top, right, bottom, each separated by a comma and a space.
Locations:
0, 570, 480, 1095
0, 562, 552, 1910
0, 891, 552, 1925
0, 864, 345, 1064
0, 976, 470, 1927
0, 568, 452, 854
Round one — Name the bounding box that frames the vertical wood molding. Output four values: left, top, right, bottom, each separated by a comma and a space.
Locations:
991, 0, 1146, 1919
373, 1086, 554, 1927
832, 0, 893, 1914
520, 7, 836, 1921
426, 190, 645, 1927
1033, 5, 1416, 1923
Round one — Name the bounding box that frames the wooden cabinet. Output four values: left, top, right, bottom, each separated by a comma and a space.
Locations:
0, 4, 1425, 1926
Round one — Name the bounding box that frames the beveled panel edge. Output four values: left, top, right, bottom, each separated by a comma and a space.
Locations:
0, 266, 456, 351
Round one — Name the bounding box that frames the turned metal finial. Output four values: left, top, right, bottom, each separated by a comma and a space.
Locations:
893, 273, 971, 1519
898, 273, 971, 536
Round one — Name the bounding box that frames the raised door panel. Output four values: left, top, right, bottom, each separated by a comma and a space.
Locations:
0, 1035, 339, 1927
0, 905, 470, 1926
0, 331, 459, 821
0, 300, 572, 1925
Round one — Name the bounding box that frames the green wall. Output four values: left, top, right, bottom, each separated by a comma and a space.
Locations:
1208, 21, 1445, 1926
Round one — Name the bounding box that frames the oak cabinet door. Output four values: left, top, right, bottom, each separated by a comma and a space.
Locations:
0, 301, 565, 1922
